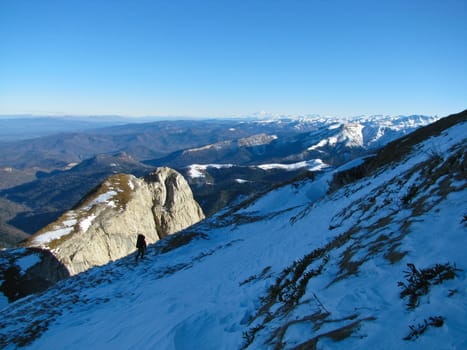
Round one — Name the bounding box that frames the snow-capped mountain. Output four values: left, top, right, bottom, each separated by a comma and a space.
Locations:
147, 115, 438, 169
170, 114, 438, 216
0, 111, 465, 349
0, 114, 437, 246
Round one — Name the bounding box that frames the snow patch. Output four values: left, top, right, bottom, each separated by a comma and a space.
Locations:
235, 179, 249, 183
79, 214, 97, 233
187, 164, 234, 179
307, 139, 329, 151
32, 226, 74, 246
187, 165, 206, 178
85, 190, 118, 209
257, 159, 328, 171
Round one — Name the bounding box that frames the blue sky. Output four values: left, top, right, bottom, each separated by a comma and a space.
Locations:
0, 0, 466, 117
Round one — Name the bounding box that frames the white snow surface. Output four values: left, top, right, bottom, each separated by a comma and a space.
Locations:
79, 213, 97, 233
84, 190, 118, 209
31, 188, 119, 247
1, 119, 466, 350
256, 159, 328, 171
32, 217, 77, 246
306, 114, 438, 151
187, 164, 234, 178
186, 160, 327, 179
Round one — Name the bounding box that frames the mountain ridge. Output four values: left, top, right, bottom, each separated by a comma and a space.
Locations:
0, 115, 437, 170
0, 110, 465, 349
0, 114, 438, 246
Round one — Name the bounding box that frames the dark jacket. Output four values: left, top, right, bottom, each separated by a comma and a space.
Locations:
136, 234, 146, 249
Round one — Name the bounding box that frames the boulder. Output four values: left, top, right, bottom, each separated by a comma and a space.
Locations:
27, 167, 205, 275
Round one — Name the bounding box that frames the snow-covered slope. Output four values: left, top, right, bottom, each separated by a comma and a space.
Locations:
0, 113, 465, 349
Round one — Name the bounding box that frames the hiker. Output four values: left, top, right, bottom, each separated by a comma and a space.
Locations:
135, 234, 147, 261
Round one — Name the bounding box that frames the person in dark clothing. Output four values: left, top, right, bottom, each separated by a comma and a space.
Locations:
135, 234, 147, 261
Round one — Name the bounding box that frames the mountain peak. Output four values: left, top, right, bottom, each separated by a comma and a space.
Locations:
25, 167, 204, 276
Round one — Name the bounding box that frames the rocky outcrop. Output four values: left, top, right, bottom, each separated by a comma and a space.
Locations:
0, 248, 69, 303
26, 167, 205, 276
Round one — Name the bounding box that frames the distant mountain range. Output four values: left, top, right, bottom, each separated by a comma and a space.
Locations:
0, 114, 439, 247
149, 115, 437, 169
0, 115, 147, 142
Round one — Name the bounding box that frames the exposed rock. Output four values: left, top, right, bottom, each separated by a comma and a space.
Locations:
26, 167, 205, 276
0, 248, 69, 303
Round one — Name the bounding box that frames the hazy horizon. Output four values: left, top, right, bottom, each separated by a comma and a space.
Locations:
0, 109, 456, 120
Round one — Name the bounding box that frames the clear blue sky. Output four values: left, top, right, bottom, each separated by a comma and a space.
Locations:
0, 0, 466, 117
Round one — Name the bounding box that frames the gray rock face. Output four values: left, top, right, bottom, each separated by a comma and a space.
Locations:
27, 167, 205, 275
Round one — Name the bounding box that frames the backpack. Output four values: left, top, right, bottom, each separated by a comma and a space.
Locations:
136, 234, 145, 248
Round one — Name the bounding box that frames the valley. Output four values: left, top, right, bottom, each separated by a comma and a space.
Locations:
0, 114, 437, 247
